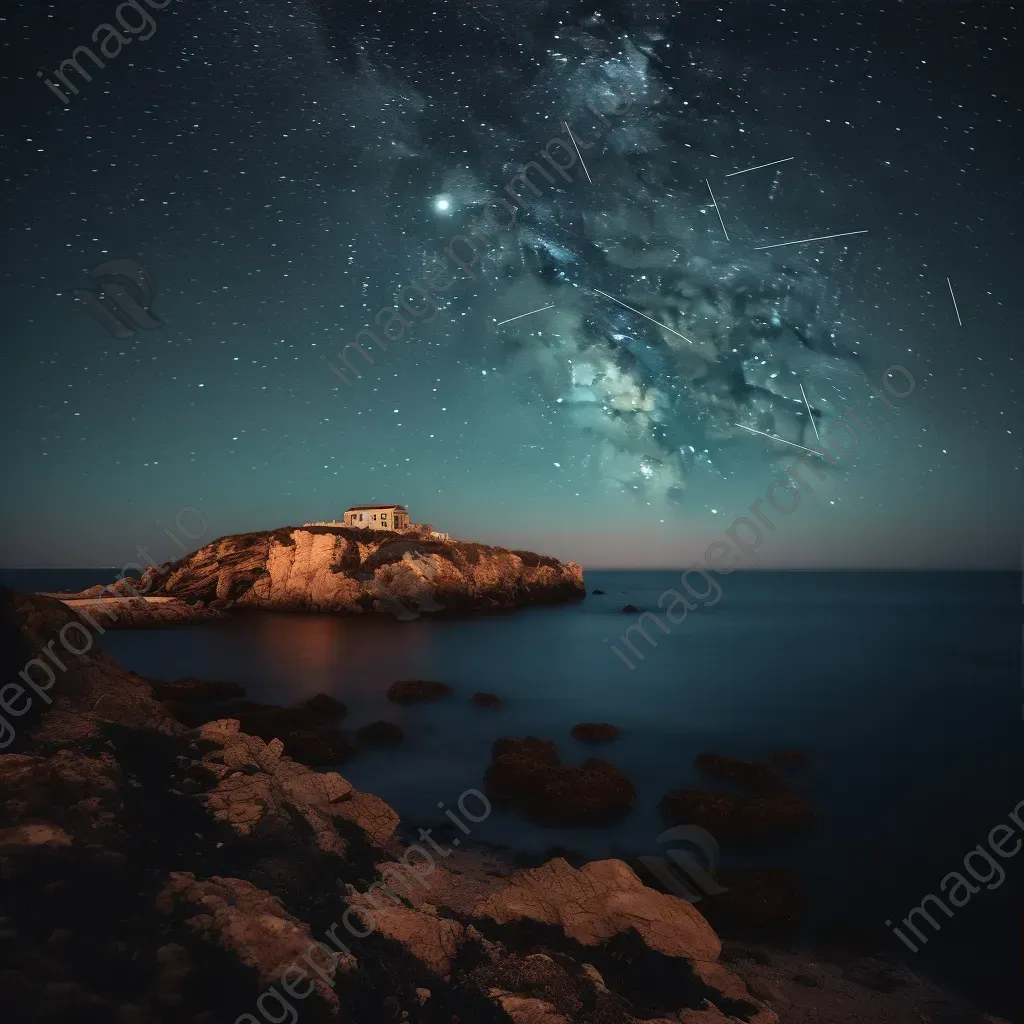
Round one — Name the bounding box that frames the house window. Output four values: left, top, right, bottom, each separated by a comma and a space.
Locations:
359, 513, 364, 521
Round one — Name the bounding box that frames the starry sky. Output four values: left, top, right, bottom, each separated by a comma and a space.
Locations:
0, 0, 1019, 570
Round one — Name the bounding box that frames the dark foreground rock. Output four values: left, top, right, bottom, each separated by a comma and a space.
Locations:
386, 679, 454, 704
571, 722, 622, 743
485, 737, 636, 827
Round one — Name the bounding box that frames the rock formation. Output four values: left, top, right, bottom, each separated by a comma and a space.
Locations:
55, 525, 585, 625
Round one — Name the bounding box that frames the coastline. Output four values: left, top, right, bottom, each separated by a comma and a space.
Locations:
0, 585, 1013, 1024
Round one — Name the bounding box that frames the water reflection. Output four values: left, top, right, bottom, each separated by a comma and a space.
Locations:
229, 612, 441, 705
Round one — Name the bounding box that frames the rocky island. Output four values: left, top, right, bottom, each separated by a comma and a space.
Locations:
48, 524, 586, 627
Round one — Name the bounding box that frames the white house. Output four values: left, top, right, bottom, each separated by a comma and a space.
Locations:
342, 504, 410, 531
304, 505, 451, 537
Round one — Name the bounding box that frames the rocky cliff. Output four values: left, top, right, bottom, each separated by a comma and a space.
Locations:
61, 525, 586, 623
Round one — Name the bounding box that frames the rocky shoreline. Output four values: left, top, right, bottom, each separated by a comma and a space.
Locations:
0, 588, 1009, 1024
48, 525, 587, 627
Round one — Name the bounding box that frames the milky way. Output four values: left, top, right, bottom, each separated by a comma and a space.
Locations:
326, 3, 875, 503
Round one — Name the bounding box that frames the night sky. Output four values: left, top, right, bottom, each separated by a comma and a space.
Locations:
0, 0, 1019, 570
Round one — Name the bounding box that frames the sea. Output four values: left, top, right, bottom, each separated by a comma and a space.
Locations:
3, 568, 1020, 1015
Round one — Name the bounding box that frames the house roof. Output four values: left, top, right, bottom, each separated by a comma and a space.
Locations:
344, 505, 408, 512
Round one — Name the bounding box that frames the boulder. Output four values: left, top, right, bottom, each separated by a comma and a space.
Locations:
0, 824, 74, 850
488, 992, 567, 1024
345, 888, 465, 977
334, 792, 401, 846
197, 719, 397, 853
571, 723, 622, 743
473, 857, 721, 962
622, 604, 639, 613
159, 872, 353, 1012
387, 680, 454, 704
690, 960, 779, 1023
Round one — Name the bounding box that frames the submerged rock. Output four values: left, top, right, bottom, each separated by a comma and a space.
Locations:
355, 720, 404, 745
296, 693, 348, 719
485, 737, 635, 827
472, 692, 504, 709
694, 753, 786, 797
571, 723, 622, 743
387, 680, 454, 704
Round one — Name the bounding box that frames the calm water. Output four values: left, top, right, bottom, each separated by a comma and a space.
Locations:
4, 569, 1020, 1012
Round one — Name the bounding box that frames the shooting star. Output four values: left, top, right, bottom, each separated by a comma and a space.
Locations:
753, 230, 868, 251
725, 156, 794, 177
494, 303, 555, 327
946, 277, 963, 326
735, 422, 830, 459
564, 122, 593, 184
593, 288, 696, 345
799, 383, 821, 443
706, 179, 730, 241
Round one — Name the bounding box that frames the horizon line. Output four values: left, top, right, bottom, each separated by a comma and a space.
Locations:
0, 565, 1016, 573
